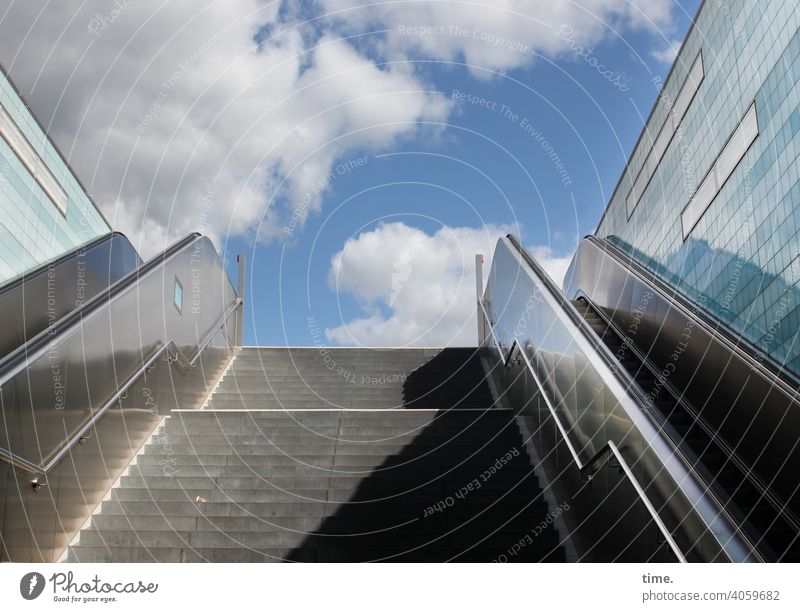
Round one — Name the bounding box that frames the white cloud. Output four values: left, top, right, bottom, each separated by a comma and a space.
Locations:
650, 38, 682, 64
529, 245, 574, 288
324, 222, 574, 347
0, 0, 675, 262
318, 0, 676, 75
0, 1, 449, 257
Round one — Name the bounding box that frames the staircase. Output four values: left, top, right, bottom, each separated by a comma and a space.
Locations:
571, 298, 800, 562
65, 348, 565, 562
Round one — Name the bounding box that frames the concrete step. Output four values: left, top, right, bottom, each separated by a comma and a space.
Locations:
146, 454, 337, 466
108, 487, 533, 505
64, 347, 565, 563
204, 401, 493, 410
131, 461, 534, 482
122, 468, 533, 490
170, 408, 506, 418
110, 487, 331, 503
162, 424, 512, 438
67, 546, 184, 563
88, 514, 323, 532
134, 454, 336, 468
75, 526, 530, 551
67, 543, 562, 563
98, 496, 540, 519
167, 412, 506, 425
135, 445, 520, 458
140, 443, 518, 458
211, 389, 407, 396
204, 395, 493, 404
149, 432, 516, 444
138, 440, 520, 459
87, 512, 543, 535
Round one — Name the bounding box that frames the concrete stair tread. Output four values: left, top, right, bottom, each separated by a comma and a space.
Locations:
64, 348, 564, 563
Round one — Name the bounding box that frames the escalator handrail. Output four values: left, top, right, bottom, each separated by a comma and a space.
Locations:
0, 296, 241, 477
582, 234, 800, 402
576, 290, 800, 539
0, 231, 136, 296
488, 234, 763, 562
0, 233, 200, 382
0, 232, 240, 476
505, 234, 662, 411
477, 299, 686, 563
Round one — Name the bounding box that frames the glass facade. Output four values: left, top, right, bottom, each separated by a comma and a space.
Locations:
596, 0, 800, 376
0, 65, 109, 284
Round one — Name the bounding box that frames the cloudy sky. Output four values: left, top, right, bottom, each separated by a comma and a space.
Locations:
0, 0, 697, 346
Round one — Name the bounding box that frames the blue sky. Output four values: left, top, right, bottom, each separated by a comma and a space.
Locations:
1, 0, 699, 347
228, 1, 700, 346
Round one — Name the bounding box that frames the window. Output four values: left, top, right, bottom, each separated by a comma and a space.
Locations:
0, 103, 68, 216
681, 102, 759, 239
627, 51, 705, 219
174, 276, 183, 314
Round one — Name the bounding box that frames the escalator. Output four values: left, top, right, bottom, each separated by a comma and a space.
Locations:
481, 233, 795, 562
572, 297, 800, 561
0, 232, 242, 561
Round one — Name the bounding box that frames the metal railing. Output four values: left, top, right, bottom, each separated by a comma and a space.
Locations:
0, 299, 240, 478
566, 235, 800, 544
0, 233, 240, 478
582, 234, 800, 401
478, 300, 686, 562
480, 234, 760, 562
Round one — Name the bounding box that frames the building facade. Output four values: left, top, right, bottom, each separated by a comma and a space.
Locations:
596, 0, 800, 376
0, 65, 109, 284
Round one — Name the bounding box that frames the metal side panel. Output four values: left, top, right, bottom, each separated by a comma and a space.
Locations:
565, 236, 800, 522
0, 233, 239, 562
0, 343, 234, 562
0, 234, 238, 470
482, 235, 757, 562
0, 232, 141, 360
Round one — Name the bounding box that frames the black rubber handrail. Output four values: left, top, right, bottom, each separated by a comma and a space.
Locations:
0, 232, 199, 379
0, 231, 134, 296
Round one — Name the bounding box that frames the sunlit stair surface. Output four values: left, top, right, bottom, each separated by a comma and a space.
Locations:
204, 347, 495, 410
66, 348, 565, 562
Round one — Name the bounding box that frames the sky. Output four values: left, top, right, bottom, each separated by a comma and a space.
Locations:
0, 0, 699, 347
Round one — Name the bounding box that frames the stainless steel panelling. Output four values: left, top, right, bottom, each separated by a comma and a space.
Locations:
483, 350, 677, 561
0, 232, 141, 359
482, 235, 756, 562
0, 234, 239, 561
0, 334, 234, 562
0, 234, 237, 469
564, 236, 800, 520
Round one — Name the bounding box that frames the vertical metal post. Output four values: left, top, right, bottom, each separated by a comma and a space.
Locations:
475, 254, 485, 346
236, 253, 246, 346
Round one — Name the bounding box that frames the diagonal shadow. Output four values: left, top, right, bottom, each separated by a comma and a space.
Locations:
285, 349, 566, 562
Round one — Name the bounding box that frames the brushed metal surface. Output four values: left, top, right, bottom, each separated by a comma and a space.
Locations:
0, 234, 239, 561
0, 232, 141, 360
564, 236, 800, 524
479, 300, 685, 561
482, 235, 757, 562
0, 234, 238, 469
